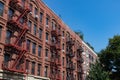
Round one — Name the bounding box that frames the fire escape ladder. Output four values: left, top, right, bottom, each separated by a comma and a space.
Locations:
16, 9, 30, 22
66, 38, 75, 80
77, 46, 84, 80
50, 29, 61, 80
11, 50, 26, 69
2, 0, 30, 74
14, 28, 28, 45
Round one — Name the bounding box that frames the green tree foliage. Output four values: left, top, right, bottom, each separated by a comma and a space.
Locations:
99, 35, 120, 80
75, 31, 94, 51
75, 31, 84, 40
86, 42, 94, 51
86, 61, 110, 80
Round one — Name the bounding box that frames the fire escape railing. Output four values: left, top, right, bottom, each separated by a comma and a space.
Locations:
50, 29, 61, 80
77, 46, 84, 80
2, 0, 30, 73
66, 39, 75, 80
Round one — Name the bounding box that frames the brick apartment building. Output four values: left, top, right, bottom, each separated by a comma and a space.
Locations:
0, 0, 97, 80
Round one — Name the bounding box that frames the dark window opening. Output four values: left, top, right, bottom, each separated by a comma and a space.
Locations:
46, 17, 49, 25
37, 64, 41, 76
44, 66, 48, 77
26, 39, 30, 51
32, 42, 36, 54
0, 26, 2, 40
38, 46, 42, 57
8, 8, 14, 20
5, 30, 12, 44
40, 12, 43, 22
0, 2, 4, 16
28, 21, 32, 32
31, 62, 35, 75
45, 49, 48, 57
39, 28, 42, 39
34, 24, 37, 35
46, 33, 49, 41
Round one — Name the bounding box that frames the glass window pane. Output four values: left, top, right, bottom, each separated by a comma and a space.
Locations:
0, 2, 4, 16
38, 46, 42, 57
39, 28, 42, 39
32, 43, 36, 54
34, 24, 37, 35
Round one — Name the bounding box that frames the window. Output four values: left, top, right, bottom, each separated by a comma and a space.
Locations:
51, 36, 55, 43
26, 60, 29, 72
21, 0, 25, 8
58, 26, 61, 33
52, 22, 56, 30
31, 62, 35, 75
0, 2, 4, 16
32, 42, 36, 54
62, 31, 64, 37
8, 8, 14, 19
58, 70, 60, 74
39, 28, 42, 39
74, 74, 76, 80
38, 46, 42, 57
92, 56, 94, 62
62, 57, 64, 66
28, 21, 32, 32
40, 12, 43, 22
37, 64, 41, 76
6, 30, 12, 44
44, 66, 48, 77
46, 33, 49, 41
19, 17, 24, 24
63, 71, 65, 80
45, 49, 48, 57
46, 17, 49, 25
74, 63, 76, 70
34, 7, 38, 15
62, 44, 64, 50
0, 26, 2, 40
26, 39, 30, 51
29, 4, 33, 12
4, 54, 10, 67
34, 24, 37, 35
4, 54, 10, 62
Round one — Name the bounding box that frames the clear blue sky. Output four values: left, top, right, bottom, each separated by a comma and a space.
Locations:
43, 0, 120, 52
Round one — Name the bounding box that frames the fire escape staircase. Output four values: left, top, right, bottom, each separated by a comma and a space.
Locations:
66, 39, 75, 80
50, 29, 61, 80
2, 0, 30, 73
77, 46, 84, 80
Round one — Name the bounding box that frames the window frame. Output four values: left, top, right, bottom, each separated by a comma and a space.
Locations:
38, 45, 42, 57
32, 42, 36, 54
0, 2, 4, 16
39, 28, 42, 39
34, 24, 37, 35
37, 64, 41, 76
31, 62, 35, 75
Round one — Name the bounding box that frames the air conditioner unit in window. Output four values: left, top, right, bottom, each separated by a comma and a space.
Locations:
26, 69, 30, 73
34, 15, 38, 20
46, 40, 48, 43
29, 12, 32, 15
46, 25, 49, 28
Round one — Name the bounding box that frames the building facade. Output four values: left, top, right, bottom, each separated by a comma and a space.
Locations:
0, 0, 97, 80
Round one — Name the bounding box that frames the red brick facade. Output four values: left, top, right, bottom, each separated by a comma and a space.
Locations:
0, 0, 97, 80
